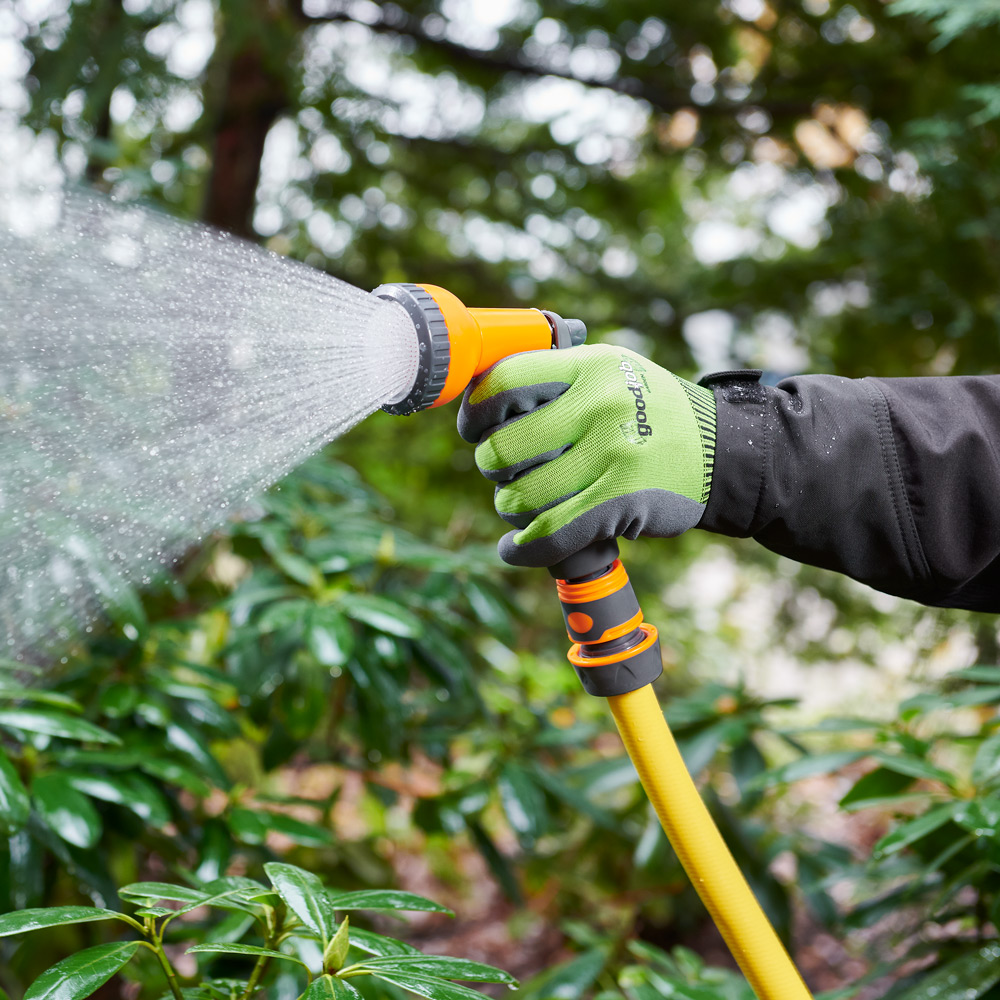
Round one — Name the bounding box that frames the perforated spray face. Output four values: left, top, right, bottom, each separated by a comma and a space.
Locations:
380, 301, 422, 407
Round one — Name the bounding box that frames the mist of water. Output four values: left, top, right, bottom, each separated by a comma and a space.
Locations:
0, 187, 420, 660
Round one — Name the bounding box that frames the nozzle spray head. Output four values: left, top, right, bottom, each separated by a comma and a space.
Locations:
371, 282, 586, 416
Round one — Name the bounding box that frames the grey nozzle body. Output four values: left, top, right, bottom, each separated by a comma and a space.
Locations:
566, 318, 587, 347
542, 310, 588, 351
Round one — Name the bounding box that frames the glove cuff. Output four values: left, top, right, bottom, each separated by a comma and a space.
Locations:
696, 370, 768, 538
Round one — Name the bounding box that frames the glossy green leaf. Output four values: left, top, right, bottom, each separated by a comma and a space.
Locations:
257, 810, 334, 846
839, 766, 914, 808
5, 828, 42, 912
529, 765, 617, 830
24, 941, 141, 1000
228, 806, 333, 846
676, 721, 729, 776
194, 819, 232, 883
0, 747, 29, 834
787, 716, 881, 734
870, 751, 956, 788
518, 949, 607, 1000
201, 875, 268, 898
467, 820, 522, 905
0, 683, 82, 712
758, 751, 867, 787
164, 723, 227, 787
368, 971, 494, 1000
258, 598, 314, 633
973, 734, 1000, 787
237, 890, 282, 908
272, 549, 323, 587
96, 683, 138, 718
32, 772, 102, 849
309, 609, 353, 666
339, 593, 422, 638
903, 686, 1000, 714
228, 807, 268, 844
497, 763, 546, 844
309, 624, 349, 667
301, 976, 362, 1000
873, 803, 960, 857
464, 581, 513, 641
65, 772, 170, 826
347, 928, 420, 958
893, 942, 1000, 998
171, 884, 257, 917
566, 756, 638, 796
0, 658, 42, 675
954, 798, 1000, 838
358, 955, 517, 984
119, 882, 209, 904
950, 666, 1000, 684
327, 889, 452, 914
729, 738, 767, 803
0, 710, 119, 744
633, 809, 669, 871
53, 749, 141, 769
265, 862, 339, 946
841, 792, 936, 814
139, 756, 213, 797
0, 906, 124, 938
187, 943, 310, 969
203, 912, 256, 947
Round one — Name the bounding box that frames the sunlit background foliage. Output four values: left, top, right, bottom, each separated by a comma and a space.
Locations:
2, 0, 1000, 997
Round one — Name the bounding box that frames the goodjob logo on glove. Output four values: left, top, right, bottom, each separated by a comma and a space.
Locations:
619, 357, 653, 443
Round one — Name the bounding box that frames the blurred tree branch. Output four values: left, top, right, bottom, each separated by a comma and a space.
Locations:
298, 4, 812, 119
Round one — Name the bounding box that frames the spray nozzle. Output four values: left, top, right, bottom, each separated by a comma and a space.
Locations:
371, 282, 587, 415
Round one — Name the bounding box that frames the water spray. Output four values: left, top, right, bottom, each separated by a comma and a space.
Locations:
371, 281, 812, 1000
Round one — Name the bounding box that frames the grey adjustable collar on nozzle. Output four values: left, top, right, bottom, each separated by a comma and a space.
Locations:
371, 282, 451, 416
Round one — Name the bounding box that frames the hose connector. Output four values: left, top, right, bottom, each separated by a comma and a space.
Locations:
550, 540, 663, 697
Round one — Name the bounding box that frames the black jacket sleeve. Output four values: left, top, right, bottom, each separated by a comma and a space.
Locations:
697, 370, 1000, 612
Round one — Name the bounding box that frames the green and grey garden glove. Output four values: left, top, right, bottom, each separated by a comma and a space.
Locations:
457, 344, 717, 567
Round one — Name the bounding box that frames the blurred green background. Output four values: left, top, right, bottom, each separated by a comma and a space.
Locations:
2, 1, 1000, 997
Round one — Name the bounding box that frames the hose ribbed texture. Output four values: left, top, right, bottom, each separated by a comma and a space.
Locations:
608, 685, 813, 1000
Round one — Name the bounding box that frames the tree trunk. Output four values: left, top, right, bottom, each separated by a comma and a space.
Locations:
202, 43, 288, 238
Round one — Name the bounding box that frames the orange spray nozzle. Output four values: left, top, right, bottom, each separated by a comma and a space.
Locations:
371, 282, 586, 415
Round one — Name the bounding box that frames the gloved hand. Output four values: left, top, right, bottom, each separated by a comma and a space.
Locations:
457, 344, 717, 567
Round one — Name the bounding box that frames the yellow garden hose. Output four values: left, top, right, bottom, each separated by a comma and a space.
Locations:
608, 684, 812, 1000
371, 282, 814, 997
551, 541, 813, 999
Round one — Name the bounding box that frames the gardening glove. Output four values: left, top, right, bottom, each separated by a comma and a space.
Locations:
457, 344, 716, 568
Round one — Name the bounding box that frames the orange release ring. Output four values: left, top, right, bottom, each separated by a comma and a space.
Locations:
568, 623, 659, 669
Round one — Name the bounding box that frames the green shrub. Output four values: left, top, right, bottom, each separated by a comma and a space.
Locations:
758, 663, 1000, 995
0, 862, 515, 1000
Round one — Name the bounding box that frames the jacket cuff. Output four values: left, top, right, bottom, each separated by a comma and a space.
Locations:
696, 370, 768, 538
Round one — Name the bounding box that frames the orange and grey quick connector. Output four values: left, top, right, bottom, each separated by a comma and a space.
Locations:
551, 539, 663, 697
371, 282, 586, 415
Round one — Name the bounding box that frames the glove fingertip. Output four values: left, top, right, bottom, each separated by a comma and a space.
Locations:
456, 381, 484, 444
